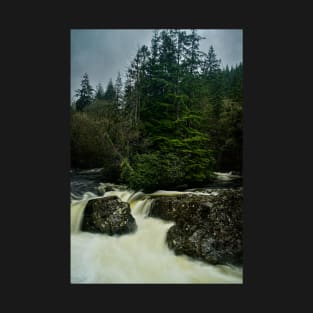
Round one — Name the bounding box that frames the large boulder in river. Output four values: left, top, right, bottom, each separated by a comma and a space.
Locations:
81, 196, 137, 235
149, 188, 243, 265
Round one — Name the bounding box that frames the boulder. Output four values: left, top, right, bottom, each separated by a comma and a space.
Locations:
149, 188, 243, 265
81, 196, 137, 235
149, 193, 211, 223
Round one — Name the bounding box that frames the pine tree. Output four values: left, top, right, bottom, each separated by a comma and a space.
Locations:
202, 45, 221, 78
169, 30, 189, 119
183, 30, 204, 75
127, 45, 150, 124
201, 46, 223, 118
75, 73, 94, 111
103, 79, 117, 101
95, 83, 105, 100
115, 71, 123, 107
150, 30, 160, 69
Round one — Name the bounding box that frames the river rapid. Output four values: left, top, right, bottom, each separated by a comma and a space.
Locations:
70, 171, 243, 284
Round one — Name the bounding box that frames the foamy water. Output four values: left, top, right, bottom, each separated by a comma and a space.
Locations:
70, 189, 243, 284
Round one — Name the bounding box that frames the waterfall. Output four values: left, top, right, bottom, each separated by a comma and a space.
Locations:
70, 188, 243, 284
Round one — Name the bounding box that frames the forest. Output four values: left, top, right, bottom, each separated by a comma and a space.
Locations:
71, 30, 243, 192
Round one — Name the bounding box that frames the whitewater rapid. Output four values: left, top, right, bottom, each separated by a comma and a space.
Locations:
70, 188, 243, 284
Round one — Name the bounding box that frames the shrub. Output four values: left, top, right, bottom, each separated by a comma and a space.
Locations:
121, 150, 214, 192
70, 112, 120, 181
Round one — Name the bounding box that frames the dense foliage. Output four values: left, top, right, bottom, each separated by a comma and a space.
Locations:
71, 30, 243, 191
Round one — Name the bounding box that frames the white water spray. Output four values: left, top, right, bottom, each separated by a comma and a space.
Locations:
70, 189, 243, 284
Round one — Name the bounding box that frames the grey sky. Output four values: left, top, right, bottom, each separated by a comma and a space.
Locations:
71, 29, 243, 100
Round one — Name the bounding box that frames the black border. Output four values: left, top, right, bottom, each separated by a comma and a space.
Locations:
4, 3, 307, 309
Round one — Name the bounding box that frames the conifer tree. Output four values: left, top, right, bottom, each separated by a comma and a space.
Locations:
75, 73, 94, 111
103, 79, 117, 101
115, 71, 123, 106
95, 83, 105, 100
202, 45, 221, 78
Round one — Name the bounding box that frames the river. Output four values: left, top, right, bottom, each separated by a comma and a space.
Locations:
70, 170, 243, 284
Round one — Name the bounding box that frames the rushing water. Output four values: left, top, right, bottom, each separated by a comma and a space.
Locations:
70, 176, 243, 284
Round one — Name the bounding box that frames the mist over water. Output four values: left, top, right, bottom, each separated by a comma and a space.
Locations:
71, 187, 243, 284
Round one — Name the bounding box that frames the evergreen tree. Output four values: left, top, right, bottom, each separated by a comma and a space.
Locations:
183, 30, 204, 75
229, 63, 243, 102
202, 46, 223, 118
95, 83, 105, 100
202, 45, 221, 78
115, 71, 123, 106
127, 45, 150, 124
75, 73, 94, 111
123, 72, 135, 115
104, 79, 117, 101
150, 30, 160, 69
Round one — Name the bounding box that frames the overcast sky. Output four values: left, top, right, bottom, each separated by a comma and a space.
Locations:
71, 29, 243, 99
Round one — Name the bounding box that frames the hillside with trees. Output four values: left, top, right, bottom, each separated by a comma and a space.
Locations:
71, 30, 243, 192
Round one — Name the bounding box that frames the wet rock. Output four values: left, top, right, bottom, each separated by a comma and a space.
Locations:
97, 183, 129, 194
105, 186, 115, 192
150, 188, 243, 265
149, 194, 210, 223
81, 196, 137, 235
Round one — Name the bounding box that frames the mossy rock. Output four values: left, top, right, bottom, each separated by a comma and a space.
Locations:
81, 196, 137, 235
